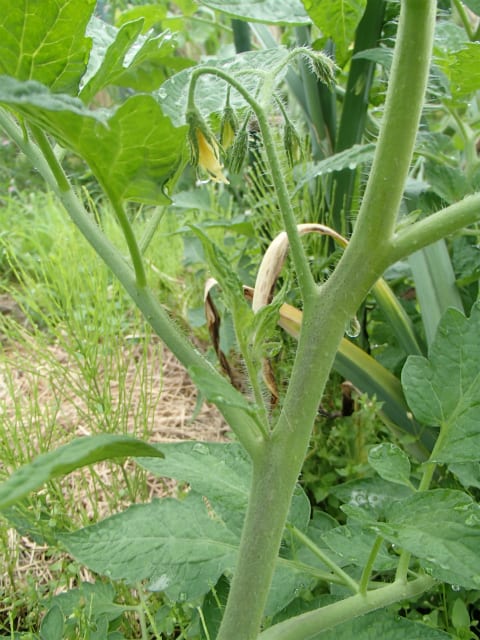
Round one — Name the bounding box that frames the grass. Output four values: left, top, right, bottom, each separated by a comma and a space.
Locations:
0, 191, 226, 638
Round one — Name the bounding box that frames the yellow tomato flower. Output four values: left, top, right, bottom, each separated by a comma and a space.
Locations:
196, 130, 229, 184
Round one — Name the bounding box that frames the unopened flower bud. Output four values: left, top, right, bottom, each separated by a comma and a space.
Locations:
220, 105, 238, 151
283, 120, 301, 168
307, 51, 336, 86
228, 127, 249, 174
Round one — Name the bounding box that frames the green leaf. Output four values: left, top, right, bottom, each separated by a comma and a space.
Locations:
60, 493, 238, 602
331, 476, 413, 521
377, 489, 480, 590
0, 435, 163, 511
159, 48, 292, 125
49, 581, 128, 622
0, 0, 94, 93
444, 43, 480, 98
451, 597, 470, 631
302, 0, 367, 66
138, 441, 310, 537
463, 0, 480, 14
0, 77, 187, 204
116, 4, 168, 31
199, 0, 310, 25
423, 162, 470, 204
200, 575, 230, 640
80, 19, 191, 102
139, 441, 251, 535
265, 561, 317, 617
61, 490, 312, 614
368, 443, 412, 488
40, 605, 64, 640
321, 524, 397, 571
449, 461, 480, 489
308, 609, 452, 639
402, 303, 480, 463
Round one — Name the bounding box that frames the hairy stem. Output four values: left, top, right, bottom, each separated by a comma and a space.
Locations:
288, 524, 359, 594
359, 536, 384, 595
106, 189, 147, 288
258, 575, 436, 640
217, 2, 437, 638
390, 192, 480, 261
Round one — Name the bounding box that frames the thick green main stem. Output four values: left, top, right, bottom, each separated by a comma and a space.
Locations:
216, 3, 437, 639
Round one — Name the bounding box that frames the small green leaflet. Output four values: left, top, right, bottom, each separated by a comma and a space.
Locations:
368, 443, 412, 489
321, 524, 397, 571
199, 0, 310, 25
0, 0, 94, 93
449, 461, 480, 489
331, 476, 413, 521
0, 435, 164, 511
40, 605, 64, 640
402, 303, 480, 464
447, 43, 480, 98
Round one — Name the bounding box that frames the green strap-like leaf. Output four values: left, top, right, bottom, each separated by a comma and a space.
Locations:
0, 435, 164, 511
408, 240, 464, 348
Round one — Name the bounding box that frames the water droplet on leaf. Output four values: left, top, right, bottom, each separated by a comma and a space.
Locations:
345, 316, 361, 338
